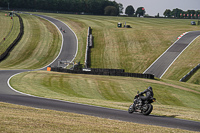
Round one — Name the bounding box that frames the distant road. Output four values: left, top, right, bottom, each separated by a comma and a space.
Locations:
0, 14, 199, 132
144, 31, 200, 78
33, 14, 78, 69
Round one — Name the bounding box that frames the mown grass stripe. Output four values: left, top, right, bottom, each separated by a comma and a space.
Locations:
40, 13, 199, 82
0, 11, 12, 43
0, 14, 20, 55
1, 101, 195, 133
0, 14, 61, 69
10, 71, 200, 121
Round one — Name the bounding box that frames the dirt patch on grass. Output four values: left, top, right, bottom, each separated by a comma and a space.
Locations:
139, 78, 200, 94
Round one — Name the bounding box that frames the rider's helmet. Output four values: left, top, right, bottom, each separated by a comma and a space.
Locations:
147, 86, 152, 91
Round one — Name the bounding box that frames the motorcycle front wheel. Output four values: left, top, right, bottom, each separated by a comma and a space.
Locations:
128, 104, 135, 114
142, 104, 153, 115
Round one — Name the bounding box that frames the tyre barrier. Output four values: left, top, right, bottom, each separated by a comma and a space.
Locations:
84, 27, 93, 68
0, 13, 24, 61
180, 63, 200, 82
49, 67, 154, 79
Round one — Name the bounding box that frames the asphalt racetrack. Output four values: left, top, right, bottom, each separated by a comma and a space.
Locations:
144, 31, 200, 78
34, 14, 78, 69
0, 14, 200, 132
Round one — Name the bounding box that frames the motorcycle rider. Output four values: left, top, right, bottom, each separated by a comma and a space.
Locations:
137, 86, 154, 106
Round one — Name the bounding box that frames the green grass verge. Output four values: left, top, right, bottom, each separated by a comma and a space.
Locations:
0, 11, 12, 44
10, 71, 200, 122
0, 13, 61, 69
1, 102, 197, 133
0, 12, 20, 55
1, 12, 199, 80
162, 36, 200, 84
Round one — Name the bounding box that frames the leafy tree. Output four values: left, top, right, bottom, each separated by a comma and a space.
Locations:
180, 11, 187, 18
118, 3, 123, 14
125, 5, 135, 16
136, 7, 145, 17
163, 9, 171, 17
0, 0, 123, 15
104, 6, 117, 16
196, 10, 200, 18
0, 0, 7, 9
163, 8, 200, 18
187, 10, 196, 18
112, 1, 123, 15
87, 0, 106, 15
171, 8, 183, 18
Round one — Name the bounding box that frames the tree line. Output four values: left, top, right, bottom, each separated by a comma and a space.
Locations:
164, 8, 200, 19
0, 0, 123, 15
2, 1, 198, 18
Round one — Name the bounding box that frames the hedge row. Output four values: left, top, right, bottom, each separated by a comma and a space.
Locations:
180, 63, 200, 82
50, 67, 154, 79
0, 13, 24, 61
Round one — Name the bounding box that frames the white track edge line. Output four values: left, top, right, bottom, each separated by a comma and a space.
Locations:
143, 32, 189, 74
159, 35, 200, 78
33, 14, 78, 70
35, 15, 64, 70
5, 13, 125, 113
7, 71, 126, 112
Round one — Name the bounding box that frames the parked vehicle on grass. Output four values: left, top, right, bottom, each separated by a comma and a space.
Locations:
191, 21, 196, 25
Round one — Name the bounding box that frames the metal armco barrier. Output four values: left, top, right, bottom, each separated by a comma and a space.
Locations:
84, 27, 92, 68
49, 67, 154, 79
62, 26, 154, 79
180, 63, 200, 82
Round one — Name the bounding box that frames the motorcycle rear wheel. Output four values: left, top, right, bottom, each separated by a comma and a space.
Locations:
142, 104, 153, 115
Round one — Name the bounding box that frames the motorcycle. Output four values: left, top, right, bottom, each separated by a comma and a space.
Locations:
128, 91, 156, 115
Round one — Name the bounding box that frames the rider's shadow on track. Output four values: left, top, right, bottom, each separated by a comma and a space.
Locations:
150, 114, 179, 118
130, 111, 179, 119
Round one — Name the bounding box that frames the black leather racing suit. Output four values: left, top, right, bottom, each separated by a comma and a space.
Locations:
138, 86, 154, 103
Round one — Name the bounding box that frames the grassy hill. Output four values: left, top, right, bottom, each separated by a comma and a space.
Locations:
10, 71, 200, 122
0, 13, 61, 69
40, 13, 200, 82
0, 11, 20, 56
163, 36, 200, 83
1, 12, 199, 81
0, 12, 13, 44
